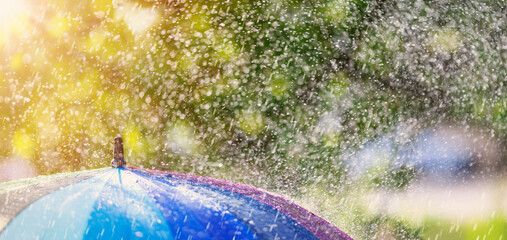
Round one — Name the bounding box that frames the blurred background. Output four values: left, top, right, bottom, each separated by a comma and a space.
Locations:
0, 0, 505, 239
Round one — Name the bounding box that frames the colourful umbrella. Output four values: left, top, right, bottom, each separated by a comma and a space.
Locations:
0, 138, 352, 240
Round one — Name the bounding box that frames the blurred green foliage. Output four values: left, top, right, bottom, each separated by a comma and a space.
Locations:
371, 166, 418, 190
0, 0, 503, 179
360, 215, 422, 240
422, 215, 507, 240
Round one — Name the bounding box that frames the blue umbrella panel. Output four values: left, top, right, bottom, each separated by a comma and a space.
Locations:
0, 167, 352, 240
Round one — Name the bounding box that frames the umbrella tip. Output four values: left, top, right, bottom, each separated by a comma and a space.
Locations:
111, 137, 127, 168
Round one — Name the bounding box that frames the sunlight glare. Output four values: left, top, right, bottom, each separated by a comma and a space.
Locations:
0, 0, 29, 44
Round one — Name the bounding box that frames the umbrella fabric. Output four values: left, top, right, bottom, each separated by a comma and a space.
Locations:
0, 167, 352, 240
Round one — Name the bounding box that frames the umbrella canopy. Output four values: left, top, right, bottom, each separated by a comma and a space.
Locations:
0, 138, 352, 240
